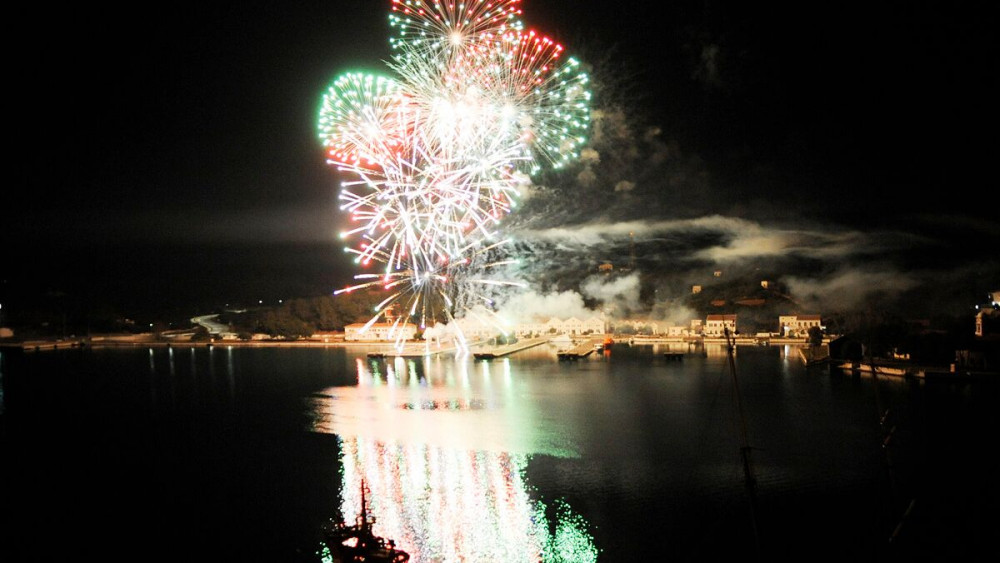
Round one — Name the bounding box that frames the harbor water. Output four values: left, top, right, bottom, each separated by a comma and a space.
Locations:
1, 342, 996, 562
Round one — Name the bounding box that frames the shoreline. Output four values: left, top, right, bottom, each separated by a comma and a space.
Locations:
3, 333, 826, 352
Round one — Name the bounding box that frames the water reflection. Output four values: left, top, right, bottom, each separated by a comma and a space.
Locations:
333, 436, 596, 562
309, 355, 598, 562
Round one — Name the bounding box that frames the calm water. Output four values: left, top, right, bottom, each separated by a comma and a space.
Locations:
1, 343, 996, 562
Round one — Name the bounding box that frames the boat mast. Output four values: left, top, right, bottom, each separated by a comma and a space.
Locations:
725, 327, 761, 554
863, 317, 917, 550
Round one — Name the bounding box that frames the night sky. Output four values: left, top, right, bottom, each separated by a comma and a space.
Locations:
10, 1, 998, 322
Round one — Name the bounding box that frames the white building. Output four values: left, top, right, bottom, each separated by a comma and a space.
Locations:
779, 314, 823, 338
509, 315, 605, 337
704, 314, 737, 337
344, 322, 417, 342
436, 313, 606, 341
661, 319, 703, 337
666, 325, 686, 337
559, 316, 606, 335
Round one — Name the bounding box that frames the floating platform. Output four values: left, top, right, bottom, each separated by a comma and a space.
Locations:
472, 337, 550, 360
556, 338, 604, 360
19, 338, 89, 352
557, 350, 595, 361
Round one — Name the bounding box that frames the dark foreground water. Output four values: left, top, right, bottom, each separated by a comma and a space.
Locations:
1, 343, 997, 562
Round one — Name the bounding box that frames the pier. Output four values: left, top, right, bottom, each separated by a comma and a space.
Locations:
472, 337, 550, 359
367, 341, 464, 359
16, 338, 89, 352
557, 338, 604, 360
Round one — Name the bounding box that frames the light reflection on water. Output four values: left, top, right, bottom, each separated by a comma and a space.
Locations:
4, 343, 993, 561
331, 437, 596, 563
308, 353, 598, 562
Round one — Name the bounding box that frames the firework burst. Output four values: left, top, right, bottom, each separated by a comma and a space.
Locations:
318, 1, 590, 349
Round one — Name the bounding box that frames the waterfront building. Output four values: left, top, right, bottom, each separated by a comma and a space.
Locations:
975, 308, 999, 338
431, 313, 606, 341
660, 320, 702, 337
344, 322, 417, 342
510, 315, 605, 337
610, 318, 660, 335
704, 314, 737, 337
779, 314, 823, 338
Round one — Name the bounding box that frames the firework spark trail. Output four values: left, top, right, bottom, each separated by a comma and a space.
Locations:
389, 0, 525, 61
319, 1, 590, 348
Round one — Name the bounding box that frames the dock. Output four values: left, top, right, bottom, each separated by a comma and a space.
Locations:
16, 338, 89, 352
363, 340, 466, 359
557, 338, 603, 361
472, 337, 550, 359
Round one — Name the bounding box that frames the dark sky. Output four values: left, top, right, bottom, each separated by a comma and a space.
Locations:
9, 1, 998, 320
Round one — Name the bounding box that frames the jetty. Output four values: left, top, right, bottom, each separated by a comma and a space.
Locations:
557, 338, 604, 361
16, 338, 89, 352
472, 337, 550, 360
834, 360, 919, 378
361, 340, 468, 359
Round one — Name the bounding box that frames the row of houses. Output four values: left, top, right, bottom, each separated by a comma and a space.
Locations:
614, 314, 823, 338
342, 313, 823, 342
343, 315, 607, 342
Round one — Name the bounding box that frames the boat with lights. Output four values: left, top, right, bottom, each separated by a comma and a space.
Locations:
321, 481, 409, 563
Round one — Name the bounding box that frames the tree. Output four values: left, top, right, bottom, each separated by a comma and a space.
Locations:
190, 326, 212, 342
808, 325, 824, 346
256, 308, 315, 339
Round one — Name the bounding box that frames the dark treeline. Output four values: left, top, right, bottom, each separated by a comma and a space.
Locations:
219, 290, 383, 340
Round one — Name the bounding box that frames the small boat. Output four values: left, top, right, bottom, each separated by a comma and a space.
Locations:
799, 345, 831, 366
836, 361, 909, 377
321, 481, 409, 563
367, 352, 388, 359
858, 363, 909, 376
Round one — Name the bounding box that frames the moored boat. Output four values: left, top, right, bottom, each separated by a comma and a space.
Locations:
321, 481, 409, 563
799, 344, 831, 366
836, 361, 911, 377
